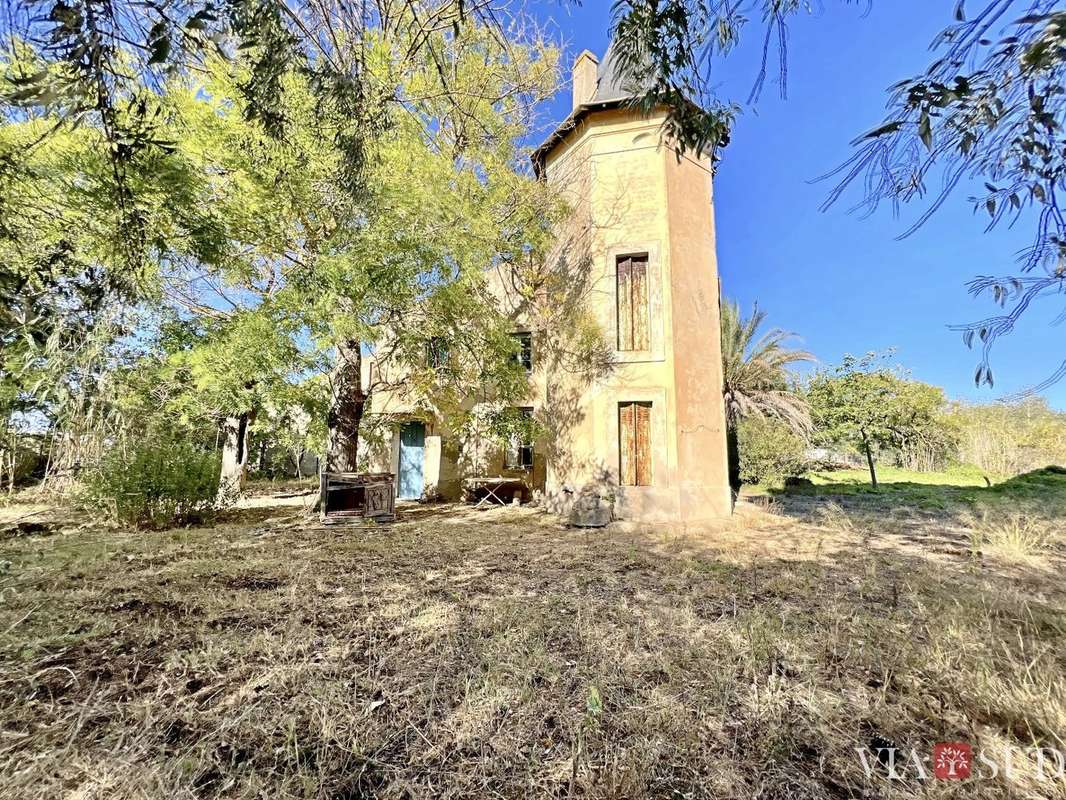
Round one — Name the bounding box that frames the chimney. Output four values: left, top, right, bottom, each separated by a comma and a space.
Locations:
572, 50, 599, 111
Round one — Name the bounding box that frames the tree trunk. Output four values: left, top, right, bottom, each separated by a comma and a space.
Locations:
42, 430, 56, 484
326, 339, 365, 473
860, 428, 878, 488
218, 409, 256, 502
726, 422, 741, 499
6, 429, 16, 494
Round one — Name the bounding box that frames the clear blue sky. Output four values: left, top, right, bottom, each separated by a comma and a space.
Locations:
530, 0, 1064, 409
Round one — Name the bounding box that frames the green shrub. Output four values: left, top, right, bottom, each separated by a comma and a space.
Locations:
85, 438, 223, 529
737, 416, 808, 485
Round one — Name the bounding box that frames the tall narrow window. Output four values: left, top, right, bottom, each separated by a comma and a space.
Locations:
511, 332, 532, 372
504, 407, 534, 470
427, 337, 448, 369
616, 255, 649, 351
618, 402, 652, 486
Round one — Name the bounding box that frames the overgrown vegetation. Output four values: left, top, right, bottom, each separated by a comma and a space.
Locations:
720, 300, 812, 493
1, 12, 561, 502
735, 416, 807, 485
731, 344, 1066, 491
950, 397, 1066, 476
969, 510, 1057, 564
1, 4, 1061, 794
83, 438, 222, 529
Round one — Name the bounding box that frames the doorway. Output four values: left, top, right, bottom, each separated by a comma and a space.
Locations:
397, 421, 426, 500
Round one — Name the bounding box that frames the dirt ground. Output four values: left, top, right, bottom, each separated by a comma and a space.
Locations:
1, 476, 1064, 799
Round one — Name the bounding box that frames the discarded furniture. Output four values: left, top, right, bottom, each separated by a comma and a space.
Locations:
320, 472, 396, 523
464, 476, 529, 508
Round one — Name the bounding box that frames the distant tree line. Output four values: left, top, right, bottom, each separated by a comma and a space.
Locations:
721, 302, 1066, 489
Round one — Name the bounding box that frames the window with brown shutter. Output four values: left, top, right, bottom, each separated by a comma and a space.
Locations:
616, 255, 649, 351
618, 401, 652, 486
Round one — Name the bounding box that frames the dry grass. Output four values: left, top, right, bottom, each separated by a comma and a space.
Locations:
0, 486, 1064, 799
968, 511, 1060, 565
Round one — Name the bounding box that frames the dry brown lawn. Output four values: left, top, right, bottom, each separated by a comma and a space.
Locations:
1, 478, 1064, 799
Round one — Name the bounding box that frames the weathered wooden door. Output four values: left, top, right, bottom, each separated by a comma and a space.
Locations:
398, 422, 426, 500
618, 402, 652, 486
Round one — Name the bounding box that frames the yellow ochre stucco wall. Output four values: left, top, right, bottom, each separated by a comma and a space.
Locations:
538, 106, 732, 522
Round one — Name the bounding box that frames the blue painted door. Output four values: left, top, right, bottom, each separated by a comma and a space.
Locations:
398, 422, 426, 499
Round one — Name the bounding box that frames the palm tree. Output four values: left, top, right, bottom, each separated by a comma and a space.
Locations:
720, 301, 814, 492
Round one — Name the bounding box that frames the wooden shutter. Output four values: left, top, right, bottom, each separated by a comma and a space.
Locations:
631, 258, 649, 350
619, 402, 635, 485
617, 259, 632, 350
634, 402, 651, 485
619, 402, 652, 486
616, 256, 649, 351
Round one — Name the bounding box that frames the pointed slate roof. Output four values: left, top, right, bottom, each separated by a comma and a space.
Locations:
589, 42, 648, 104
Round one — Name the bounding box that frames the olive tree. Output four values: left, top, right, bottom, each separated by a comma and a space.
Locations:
807, 352, 955, 487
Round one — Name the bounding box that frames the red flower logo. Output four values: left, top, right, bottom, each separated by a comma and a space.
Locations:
933, 742, 972, 780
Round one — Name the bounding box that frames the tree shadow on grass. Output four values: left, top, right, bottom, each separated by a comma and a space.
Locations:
766, 465, 1066, 518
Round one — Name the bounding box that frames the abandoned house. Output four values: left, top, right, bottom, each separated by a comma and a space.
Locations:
364, 46, 733, 523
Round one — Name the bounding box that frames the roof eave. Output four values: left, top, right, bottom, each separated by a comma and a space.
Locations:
530, 95, 707, 177
530, 98, 629, 177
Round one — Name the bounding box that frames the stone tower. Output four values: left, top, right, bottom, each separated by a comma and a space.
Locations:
531, 47, 733, 523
